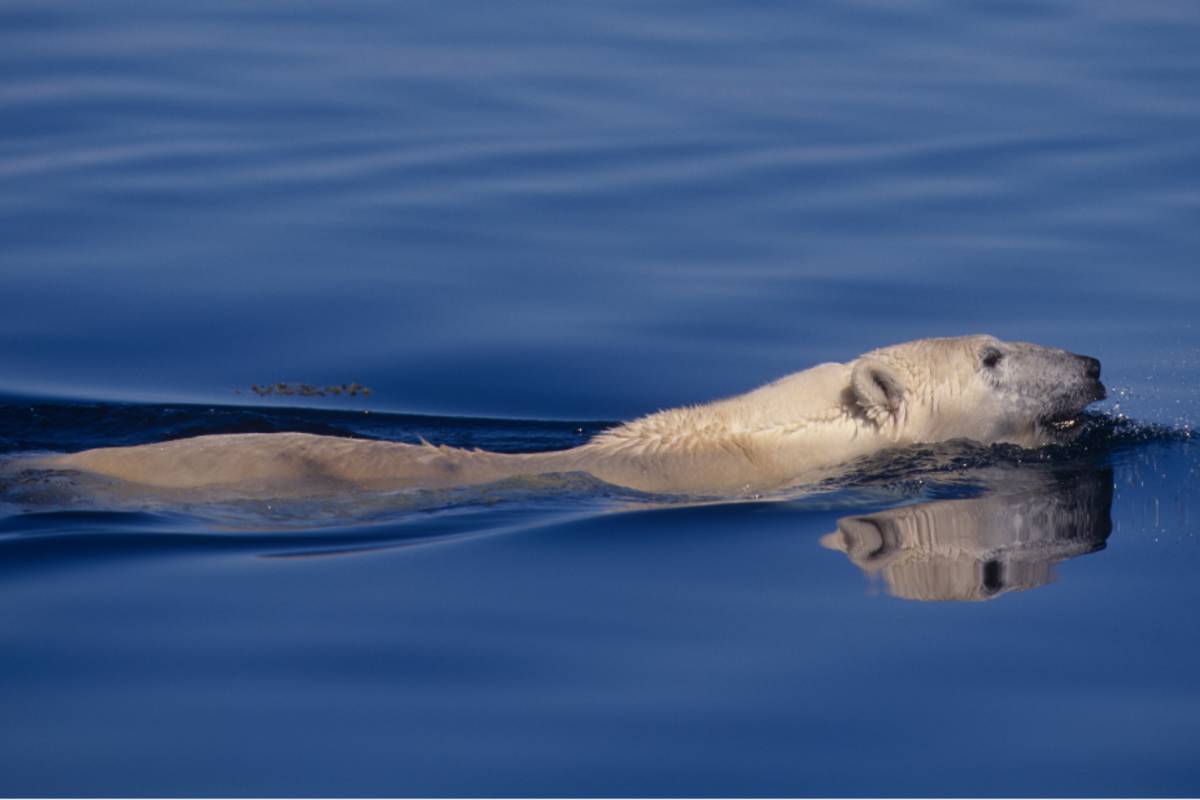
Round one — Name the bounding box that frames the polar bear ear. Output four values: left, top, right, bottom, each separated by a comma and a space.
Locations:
851, 359, 906, 424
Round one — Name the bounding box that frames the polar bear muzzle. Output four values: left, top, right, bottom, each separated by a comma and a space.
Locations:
1001, 343, 1106, 434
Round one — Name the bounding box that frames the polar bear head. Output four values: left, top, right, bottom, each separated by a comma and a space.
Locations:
849, 334, 1106, 447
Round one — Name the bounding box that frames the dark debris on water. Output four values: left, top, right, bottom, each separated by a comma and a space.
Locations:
241, 382, 372, 398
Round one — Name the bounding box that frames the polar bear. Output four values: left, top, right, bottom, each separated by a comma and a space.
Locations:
33, 335, 1105, 497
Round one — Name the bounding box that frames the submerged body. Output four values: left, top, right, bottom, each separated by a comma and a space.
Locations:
37, 335, 1106, 496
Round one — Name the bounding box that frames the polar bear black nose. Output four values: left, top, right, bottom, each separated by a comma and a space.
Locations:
1079, 356, 1101, 380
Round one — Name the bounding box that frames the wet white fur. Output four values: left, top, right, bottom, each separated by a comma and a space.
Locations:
36, 335, 1097, 496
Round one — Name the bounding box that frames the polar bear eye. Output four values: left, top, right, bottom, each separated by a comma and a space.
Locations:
981, 347, 1004, 369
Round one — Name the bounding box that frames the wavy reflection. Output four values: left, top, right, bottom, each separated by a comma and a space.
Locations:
821, 468, 1113, 602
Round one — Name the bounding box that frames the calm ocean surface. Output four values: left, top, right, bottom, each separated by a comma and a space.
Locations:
3, 1, 1200, 796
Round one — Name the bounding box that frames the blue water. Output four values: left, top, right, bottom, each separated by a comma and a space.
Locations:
3, 0, 1200, 795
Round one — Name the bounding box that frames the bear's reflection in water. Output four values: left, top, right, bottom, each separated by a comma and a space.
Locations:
821, 468, 1113, 602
